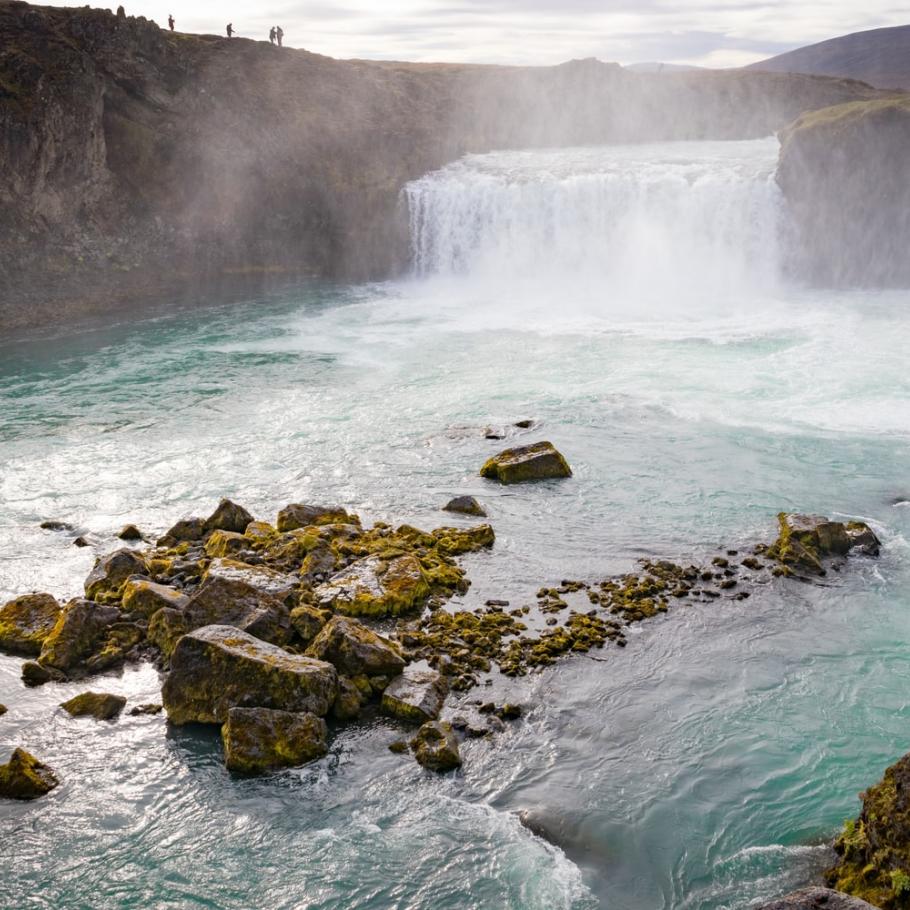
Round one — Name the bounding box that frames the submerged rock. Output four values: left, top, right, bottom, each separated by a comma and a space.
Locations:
40, 520, 74, 532
205, 558, 297, 602
276, 503, 359, 533
129, 703, 163, 716
410, 721, 461, 772
221, 706, 328, 774
121, 578, 189, 619
0, 593, 62, 656
37, 599, 120, 673
480, 441, 572, 484
315, 553, 430, 617
442, 496, 487, 518
162, 625, 337, 725
84, 549, 149, 601
766, 513, 881, 576
755, 888, 878, 910
826, 751, 910, 908
305, 615, 405, 678
204, 499, 254, 535
381, 666, 448, 723
0, 748, 59, 800
60, 692, 126, 720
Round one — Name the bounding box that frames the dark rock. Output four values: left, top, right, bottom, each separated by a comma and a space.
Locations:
162, 625, 338, 724
442, 496, 487, 518
157, 517, 206, 547
388, 739, 409, 754
480, 441, 572, 484
497, 703, 522, 720
84, 548, 148, 600
332, 676, 364, 721
381, 666, 448, 723
37, 599, 120, 672
221, 706, 328, 774
289, 604, 330, 647
182, 576, 291, 646
129, 703, 162, 716
0, 593, 62, 656
0, 748, 60, 800
204, 499, 254, 535
21, 660, 66, 686
754, 888, 878, 910
73, 536, 91, 548
276, 503, 359, 533
147, 607, 190, 661
117, 524, 143, 541
410, 721, 461, 772
305, 615, 405, 678
0, 704, 6, 716
40, 520, 73, 532
60, 692, 126, 720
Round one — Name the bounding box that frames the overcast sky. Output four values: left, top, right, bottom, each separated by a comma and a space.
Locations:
48, 0, 908, 67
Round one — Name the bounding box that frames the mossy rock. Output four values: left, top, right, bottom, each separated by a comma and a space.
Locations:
480, 441, 572, 484
410, 721, 461, 772
442, 496, 487, 517
0, 748, 59, 800
305, 615, 405, 678
432, 524, 495, 556
316, 553, 430, 617
0, 593, 62, 656
204, 499, 254, 535
21, 661, 66, 686
204, 530, 248, 559
162, 625, 338, 725
332, 676, 364, 721
84, 549, 149, 601
183, 576, 291, 646
289, 604, 330, 647
38, 599, 121, 673
205, 558, 297, 602
277, 503, 360, 533
148, 607, 190, 661
117, 524, 143, 541
121, 577, 188, 619
221, 706, 328, 774
60, 691, 126, 720
381, 666, 447, 724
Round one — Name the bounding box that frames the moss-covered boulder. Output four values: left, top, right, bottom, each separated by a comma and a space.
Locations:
60, 692, 127, 720
315, 553, 430, 617
305, 615, 405, 677
204, 530, 249, 559
204, 499, 254, 535
38, 599, 120, 673
83, 622, 144, 674
183, 576, 291, 646
147, 607, 190, 661
157, 516, 206, 547
766, 513, 881, 576
289, 604, 330, 647
432, 524, 495, 556
205, 558, 297, 602
381, 666, 447, 724
162, 625, 338, 725
827, 751, 910, 908
480, 441, 572, 484
0, 748, 59, 800
84, 549, 149, 601
221, 706, 328, 774
410, 721, 461, 772
332, 676, 364, 720
442, 496, 487, 517
121, 578, 188, 619
277, 503, 360, 533
0, 593, 62, 656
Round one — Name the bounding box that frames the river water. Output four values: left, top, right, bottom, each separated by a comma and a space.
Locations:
1, 138, 909, 909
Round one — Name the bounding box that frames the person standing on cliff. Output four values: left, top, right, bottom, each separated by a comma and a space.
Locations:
167, 14, 174, 30
269, 26, 276, 44
226, 22, 234, 37
276, 25, 283, 46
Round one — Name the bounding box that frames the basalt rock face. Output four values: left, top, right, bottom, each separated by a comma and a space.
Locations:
777, 96, 910, 288
0, 0, 892, 333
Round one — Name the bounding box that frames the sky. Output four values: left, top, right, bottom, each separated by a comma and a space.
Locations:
46, 0, 909, 67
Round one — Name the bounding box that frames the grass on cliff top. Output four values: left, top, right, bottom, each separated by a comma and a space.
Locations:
783, 93, 910, 138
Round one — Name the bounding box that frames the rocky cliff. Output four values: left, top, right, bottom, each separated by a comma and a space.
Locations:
777, 96, 910, 288
0, 1, 895, 333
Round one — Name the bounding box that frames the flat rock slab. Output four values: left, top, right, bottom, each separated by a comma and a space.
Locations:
315, 553, 429, 617
381, 666, 448, 724
754, 888, 878, 910
221, 706, 327, 774
162, 625, 337, 725
480, 441, 572, 484
205, 558, 297, 602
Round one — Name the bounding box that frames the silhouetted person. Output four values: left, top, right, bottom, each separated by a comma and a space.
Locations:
226, 22, 234, 38
269, 26, 276, 44
276, 25, 283, 46
167, 14, 174, 30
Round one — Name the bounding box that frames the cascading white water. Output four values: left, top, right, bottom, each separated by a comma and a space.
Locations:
406, 138, 787, 307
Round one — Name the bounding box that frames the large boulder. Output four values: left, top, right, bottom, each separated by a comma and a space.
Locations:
410, 721, 461, 772
315, 553, 429, 617
276, 503, 359, 533
0, 748, 60, 800
480, 441, 572, 484
148, 607, 190, 661
60, 692, 127, 720
37, 599, 120, 673
305, 615, 405, 677
205, 558, 297, 602
755, 888, 878, 910
221, 707, 328, 774
121, 578, 189, 619
162, 625, 338, 724
826, 751, 910, 908
381, 666, 448, 723
204, 499, 254, 534
84, 549, 149, 601
182, 576, 290, 645
0, 593, 62, 656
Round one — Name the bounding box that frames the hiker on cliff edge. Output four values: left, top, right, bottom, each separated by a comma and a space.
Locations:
276, 25, 283, 46
226, 22, 234, 38
167, 14, 174, 30
269, 26, 276, 44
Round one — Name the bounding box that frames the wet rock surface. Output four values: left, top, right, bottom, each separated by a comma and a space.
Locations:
221, 707, 328, 774
442, 496, 487, 517
480, 441, 572, 484
0, 593, 62, 656
410, 721, 461, 772
0, 748, 60, 800
84, 549, 149, 602
382, 666, 448, 724
305, 616, 405, 678
60, 692, 127, 720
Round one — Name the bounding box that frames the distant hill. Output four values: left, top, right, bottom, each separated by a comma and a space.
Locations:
748, 24, 910, 90
624, 62, 702, 73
